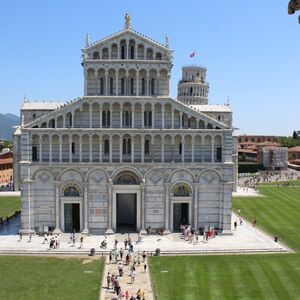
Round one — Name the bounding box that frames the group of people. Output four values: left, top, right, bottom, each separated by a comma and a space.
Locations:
106, 237, 148, 300
180, 224, 218, 244
240, 170, 300, 188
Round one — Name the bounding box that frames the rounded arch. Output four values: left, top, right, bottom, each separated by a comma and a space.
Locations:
85, 167, 109, 182
198, 169, 222, 184
59, 168, 84, 182
171, 181, 193, 197
112, 167, 143, 185
32, 168, 56, 181
168, 168, 196, 183
62, 183, 82, 197
144, 168, 165, 185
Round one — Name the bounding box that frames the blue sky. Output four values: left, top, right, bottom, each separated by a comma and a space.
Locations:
0, 1, 299, 136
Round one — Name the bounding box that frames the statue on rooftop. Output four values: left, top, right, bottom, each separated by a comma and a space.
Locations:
125, 13, 131, 29
288, 0, 300, 23
165, 34, 169, 48
85, 33, 90, 48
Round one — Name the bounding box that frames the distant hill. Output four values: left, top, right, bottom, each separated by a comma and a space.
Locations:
0, 113, 20, 140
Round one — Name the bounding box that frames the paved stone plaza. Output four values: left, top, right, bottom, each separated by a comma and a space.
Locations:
0, 213, 290, 255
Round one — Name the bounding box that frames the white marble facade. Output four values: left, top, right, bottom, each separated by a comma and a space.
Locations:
14, 15, 235, 234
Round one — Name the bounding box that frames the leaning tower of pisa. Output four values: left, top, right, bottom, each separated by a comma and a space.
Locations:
177, 65, 209, 105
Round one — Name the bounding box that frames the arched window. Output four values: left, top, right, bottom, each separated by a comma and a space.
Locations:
100, 78, 104, 95
141, 78, 145, 95
110, 77, 114, 95
130, 78, 134, 95
123, 138, 131, 155
93, 51, 99, 59
104, 139, 110, 154
190, 87, 193, 96
155, 52, 162, 60
123, 110, 131, 127
173, 185, 190, 197
145, 140, 150, 154
121, 46, 125, 59
64, 185, 80, 197
121, 78, 125, 95
151, 78, 155, 95
130, 45, 134, 59
115, 171, 139, 185
102, 111, 110, 127
69, 114, 72, 127
179, 142, 182, 154
144, 111, 152, 127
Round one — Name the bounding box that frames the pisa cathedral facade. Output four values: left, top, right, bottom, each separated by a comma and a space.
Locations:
14, 16, 237, 234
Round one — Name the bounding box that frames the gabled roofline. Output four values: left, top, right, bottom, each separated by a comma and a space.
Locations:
85, 28, 171, 52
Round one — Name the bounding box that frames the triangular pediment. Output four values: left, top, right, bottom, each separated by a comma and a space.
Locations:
85, 28, 171, 55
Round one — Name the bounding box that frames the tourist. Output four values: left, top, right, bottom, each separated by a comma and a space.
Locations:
42, 233, 48, 244
114, 239, 118, 249
234, 221, 237, 230
253, 218, 257, 227
125, 290, 129, 300
72, 234, 76, 247
130, 269, 136, 283
130, 296, 136, 300
109, 251, 112, 263
106, 272, 111, 289
142, 251, 146, 262
144, 263, 147, 273
142, 291, 145, 300
19, 231, 22, 242
28, 231, 32, 242
118, 262, 124, 276
239, 218, 243, 225
124, 238, 128, 249
79, 236, 84, 248
136, 289, 142, 300
119, 248, 124, 261
69, 233, 73, 244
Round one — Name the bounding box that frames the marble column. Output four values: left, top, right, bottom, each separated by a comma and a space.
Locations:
59, 136, 62, 162
82, 183, 89, 233
99, 104, 103, 128
141, 135, 145, 163
119, 138, 123, 162
39, 137, 42, 162
131, 137, 134, 163
49, 136, 52, 163
69, 136, 72, 163
53, 181, 61, 233
79, 135, 82, 162
109, 137, 113, 163
164, 183, 171, 233
99, 136, 102, 163
89, 135, 93, 162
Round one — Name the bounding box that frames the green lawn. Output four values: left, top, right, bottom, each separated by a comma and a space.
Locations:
151, 254, 300, 300
0, 196, 21, 219
0, 256, 104, 300
150, 186, 300, 300
233, 186, 300, 251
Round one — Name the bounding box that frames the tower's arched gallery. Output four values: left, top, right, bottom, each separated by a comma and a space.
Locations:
14, 16, 237, 234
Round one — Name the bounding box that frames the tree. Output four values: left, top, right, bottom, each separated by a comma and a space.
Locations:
293, 130, 298, 140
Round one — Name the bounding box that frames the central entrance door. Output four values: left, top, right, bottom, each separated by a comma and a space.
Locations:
173, 203, 189, 232
64, 203, 80, 233
117, 193, 137, 232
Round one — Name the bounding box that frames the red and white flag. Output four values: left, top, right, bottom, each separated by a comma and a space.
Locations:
190, 51, 196, 58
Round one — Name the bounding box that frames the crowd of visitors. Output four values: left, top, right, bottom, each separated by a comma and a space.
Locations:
105, 234, 148, 300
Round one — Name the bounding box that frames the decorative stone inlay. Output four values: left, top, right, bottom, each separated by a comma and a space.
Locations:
199, 171, 219, 186
39, 172, 50, 182
90, 171, 106, 184
149, 172, 163, 184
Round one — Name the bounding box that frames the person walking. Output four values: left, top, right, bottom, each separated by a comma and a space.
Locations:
130, 269, 136, 283
109, 251, 112, 263
234, 221, 237, 230
19, 231, 22, 242
253, 218, 257, 227
106, 272, 111, 289
239, 218, 243, 225
79, 236, 84, 248
28, 231, 32, 242
142, 251, 146, 262
143, 263, 147, 273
